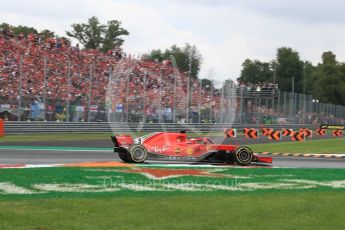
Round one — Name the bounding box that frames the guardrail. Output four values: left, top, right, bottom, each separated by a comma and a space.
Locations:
2, 122, 317, 134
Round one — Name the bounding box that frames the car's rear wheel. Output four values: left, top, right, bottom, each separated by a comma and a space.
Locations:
234, 146, 253, 166
127, 144, 148, 163
115, 147, 130, 163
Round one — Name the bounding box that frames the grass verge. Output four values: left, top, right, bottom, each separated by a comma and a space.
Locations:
0, 166, 344, 229
249, 138, 345, 154
1, 191, 344, 230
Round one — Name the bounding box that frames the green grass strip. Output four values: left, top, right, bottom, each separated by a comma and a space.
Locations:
0, 167, 344, 199
0, 166, 344, 229
249, 138, 345, 154
0, 191, 344, 230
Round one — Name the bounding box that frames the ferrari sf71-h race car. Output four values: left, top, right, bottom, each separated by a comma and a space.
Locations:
111, 131, 272, 166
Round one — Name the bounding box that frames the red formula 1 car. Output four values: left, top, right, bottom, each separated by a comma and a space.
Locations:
111, 131, 272, 166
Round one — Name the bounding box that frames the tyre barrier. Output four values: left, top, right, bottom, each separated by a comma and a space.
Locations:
291, 131, 305, 141
224, 128, 237, 138
223, 127, 343, 141
268, 131, 281, 141
261, 128, 273, 136
281, 128, 293, 137
316, 128, 326, 136
243, 128, 259, 139
333, 130, 343, 137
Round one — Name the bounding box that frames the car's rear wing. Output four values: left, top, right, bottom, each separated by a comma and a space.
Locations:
111, 135, 134, 147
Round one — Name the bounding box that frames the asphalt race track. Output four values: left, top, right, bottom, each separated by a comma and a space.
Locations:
0, 148, 344, 168
0, 134, 344, 168
0, 133, 340, 148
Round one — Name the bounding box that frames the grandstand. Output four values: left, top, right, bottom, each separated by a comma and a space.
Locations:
0, 31, 233, 123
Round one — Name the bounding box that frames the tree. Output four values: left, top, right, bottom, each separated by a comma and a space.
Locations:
236, 47, 345, 106
66, 16, 129, 52
276, 47, 304, 93
39, 29, 55, 40
144, 43, 202, 78
0, 23, 38, 37
143, 49, 163, 62
102, 20, 129, 52
303, 61, 316, 94
201, 78, 214, 91
322, 51, 337, 65
0, 23, 70, 45
12, 25, 38, 37
311, 52, 345, 105
238, 59, 273, 84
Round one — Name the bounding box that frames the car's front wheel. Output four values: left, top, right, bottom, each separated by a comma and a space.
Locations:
234, 146, 253, 166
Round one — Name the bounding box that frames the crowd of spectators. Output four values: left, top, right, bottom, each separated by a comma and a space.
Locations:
0, 30, 226, 122
2, 30, 342, 124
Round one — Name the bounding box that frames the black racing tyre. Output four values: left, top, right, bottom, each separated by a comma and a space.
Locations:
114, 148, 130, 163
234, 146, 253, 166
127, 144, 148, 163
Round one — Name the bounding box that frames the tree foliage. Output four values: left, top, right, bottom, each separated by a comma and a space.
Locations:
39, 29, 55, 41
0, 23, 38, 37
238, 47, 345, 105
66, 16, 129, 52
238, 47, 304, 92
0, 22, 67, 43
143, 43, 202, 79
303, 61, 315, 94
238, 59, 273, 84
311, 52, 345, 105
200, 78, 214, 91
276, 47, 304, 93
